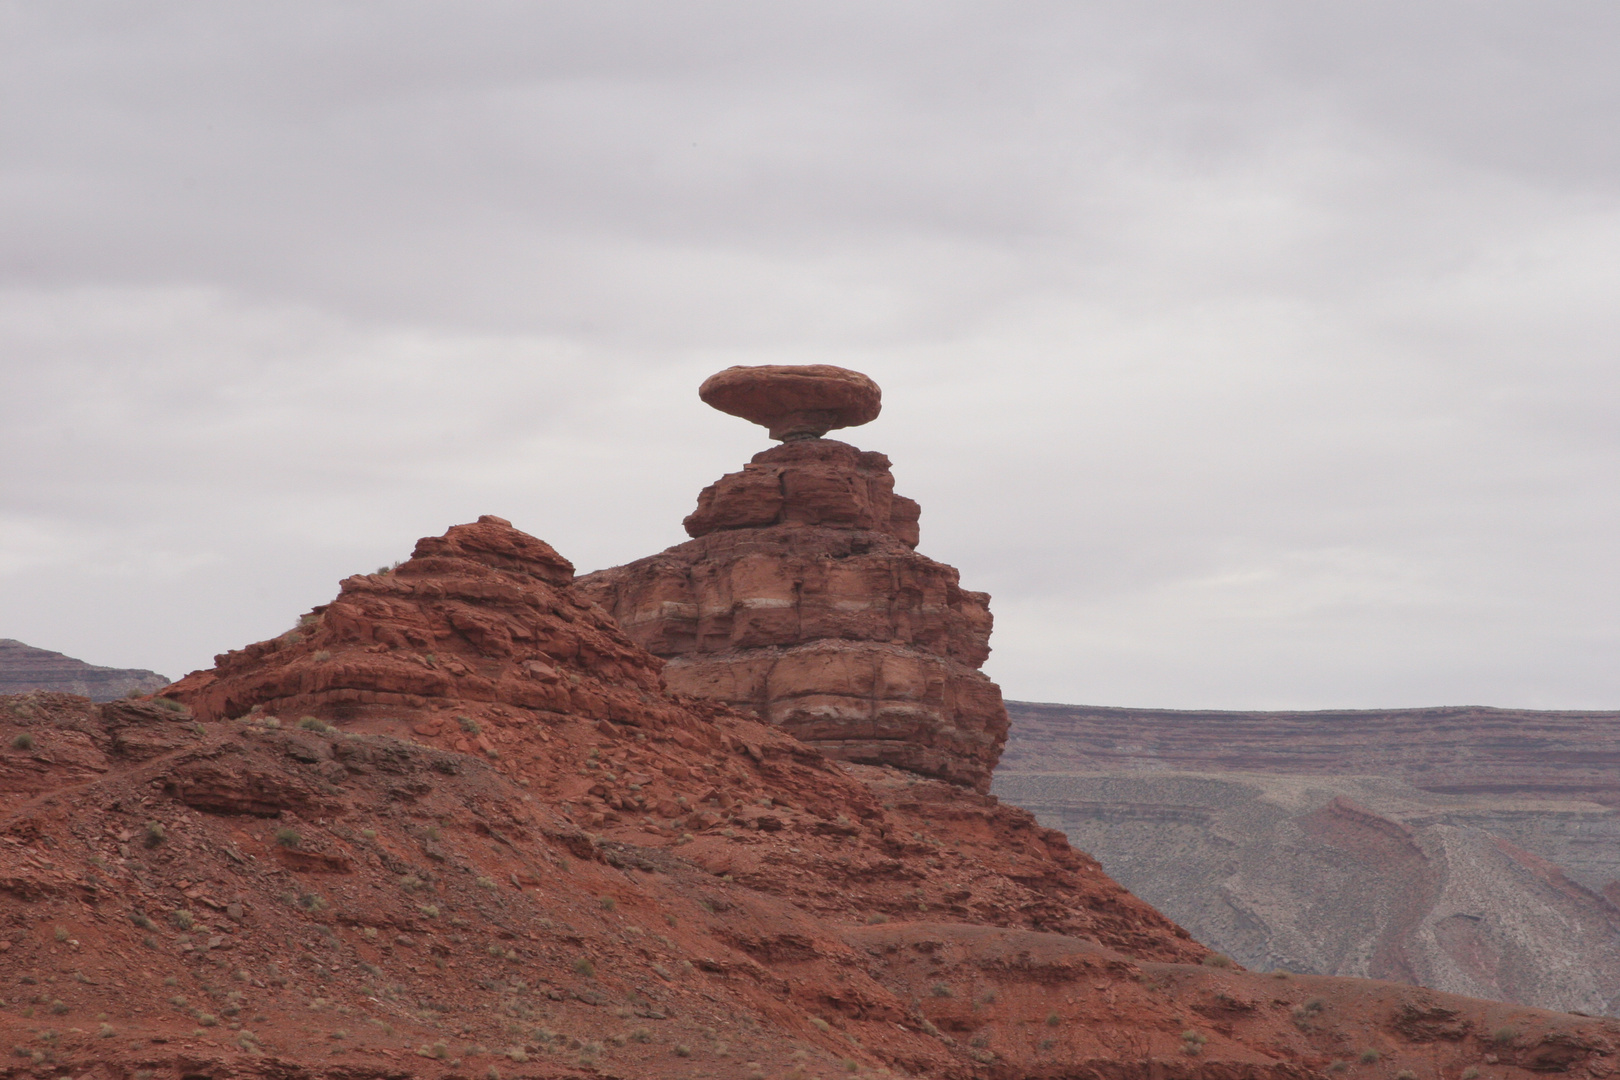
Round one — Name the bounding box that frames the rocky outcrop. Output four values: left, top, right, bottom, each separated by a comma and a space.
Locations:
163, 514, 667, 735
577, 368, 1007, 792
997, 700, 1620, 1017
156, 516, 1181, 963
0, 637, 168, 701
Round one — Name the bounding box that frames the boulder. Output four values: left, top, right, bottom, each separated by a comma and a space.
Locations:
698, 363, 881, 441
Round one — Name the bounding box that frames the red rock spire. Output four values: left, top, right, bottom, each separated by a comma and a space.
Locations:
578, 366, 1010, 791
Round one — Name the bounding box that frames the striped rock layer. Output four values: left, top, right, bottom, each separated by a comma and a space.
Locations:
577, 437, 1009, 792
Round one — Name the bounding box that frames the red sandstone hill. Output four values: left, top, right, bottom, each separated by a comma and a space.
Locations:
3, 518, 1618, 1079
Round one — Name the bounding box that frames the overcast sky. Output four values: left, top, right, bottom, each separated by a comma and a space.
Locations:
4, 2, 1618, 710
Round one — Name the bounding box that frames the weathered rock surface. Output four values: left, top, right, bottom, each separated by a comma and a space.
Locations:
699, 363, 881, 441
579, 436, 1006, 792
6, 523, 1617, 1079
997, 700, 1620, 1018
0, 637, 168, 701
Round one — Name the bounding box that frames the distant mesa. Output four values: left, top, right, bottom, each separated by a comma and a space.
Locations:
0, 638, 168, 702
698, 363, 881, 441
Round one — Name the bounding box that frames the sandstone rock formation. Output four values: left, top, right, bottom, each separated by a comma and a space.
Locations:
578, 368, 1007, 792
0, 637, 168, 701
6, 520, 1617, 1079
699, 363, 881, 441
997, 700, 1620, 1017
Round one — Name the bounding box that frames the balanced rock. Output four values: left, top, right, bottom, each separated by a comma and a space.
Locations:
579, 370, 1008, 791
698, 363, 881, 441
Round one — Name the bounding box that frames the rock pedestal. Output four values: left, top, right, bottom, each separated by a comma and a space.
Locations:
578, 369, 1009, 791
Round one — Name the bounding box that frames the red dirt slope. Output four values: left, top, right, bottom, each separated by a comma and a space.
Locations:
2, 518, 1616, 1079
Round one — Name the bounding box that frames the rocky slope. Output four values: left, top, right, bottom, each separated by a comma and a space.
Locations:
996, 701, 1620, 1017
3, 518, 1616, 1079
0, 638, 168, 702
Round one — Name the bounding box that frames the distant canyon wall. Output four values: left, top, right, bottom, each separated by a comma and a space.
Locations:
995, 700, 1620, 1018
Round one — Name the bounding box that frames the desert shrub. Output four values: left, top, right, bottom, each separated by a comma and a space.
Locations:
98, 1023, 115, 1038
418, 904, 439, 918
53, 926, 69, 942
457, 716, 481, 734
1046, 1011, 1061, 1027
1201, 953, 1234, 968
274, 827, 301, 848
143, 822, 166, 847
477, 876, 497, 890
1461, 1068, 1480, 1080
313, 650, 331, 662
599, 896, 616, 911
1493, 1027, 1517, 1045
1360, 1049, 1380, 1064
809, 1017, 830, 1033
865, 912, 889, 925
1395, 1072, 1417, 1080
674, 1045, 692, 1057
930, 983, 953, 998
11, 733, 34, 751
1328, 1061, 1349, 1073
130, 912, 155, 930
573, 957, 595, 978
1181, 1030, 1207, 1056
172, 910, 195, 931
297, 716, 328, 732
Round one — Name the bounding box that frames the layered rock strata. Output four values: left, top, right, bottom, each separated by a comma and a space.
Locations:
578, 436, 1009, 792
997, 700, 1620, 1017
0, 637, 168, 701
165, 514, 667, 733
1000, 701, 1620, 806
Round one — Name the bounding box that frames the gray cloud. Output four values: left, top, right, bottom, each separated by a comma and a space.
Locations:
3, 2, 1617, 708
